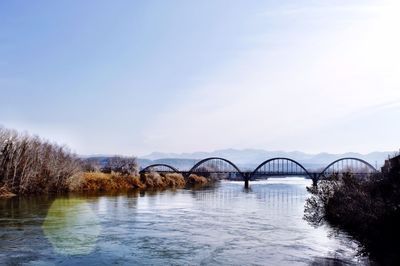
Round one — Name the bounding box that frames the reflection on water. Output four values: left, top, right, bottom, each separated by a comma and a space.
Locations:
0, 178, 371, 265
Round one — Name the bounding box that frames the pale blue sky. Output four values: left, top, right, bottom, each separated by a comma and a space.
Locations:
1, 0, 399, 156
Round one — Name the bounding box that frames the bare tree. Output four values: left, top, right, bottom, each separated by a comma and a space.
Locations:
0, 126, 80, 194
102, 156, 138, 175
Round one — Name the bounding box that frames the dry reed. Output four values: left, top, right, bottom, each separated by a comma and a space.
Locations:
68, 172, 144, 192
188, 174, 208, 185
139, 172, 186, 189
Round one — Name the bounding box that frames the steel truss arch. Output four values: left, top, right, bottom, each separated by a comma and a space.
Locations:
251, 157, 312, 179
319, 157, 378, 177
187, 157, 244, 178
139, 164, 180, 174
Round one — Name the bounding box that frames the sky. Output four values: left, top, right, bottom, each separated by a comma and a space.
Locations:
1, 0, 399, 156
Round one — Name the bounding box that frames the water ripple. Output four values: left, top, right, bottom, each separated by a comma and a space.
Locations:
0, 179, 370, 265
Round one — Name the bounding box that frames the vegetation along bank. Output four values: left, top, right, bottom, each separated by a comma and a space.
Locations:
304, 157, 400, 265
0, 126, 208, 198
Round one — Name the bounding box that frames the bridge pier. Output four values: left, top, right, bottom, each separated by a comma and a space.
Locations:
244, 178, 249, 189
311, 173, 319, 187
244, 173, 251, 189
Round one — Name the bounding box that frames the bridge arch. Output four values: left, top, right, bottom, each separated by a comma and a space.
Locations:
187, 157, 244, 178
319, 157, 378, 178
139, 164, 180, 174
251, 157, 312, 179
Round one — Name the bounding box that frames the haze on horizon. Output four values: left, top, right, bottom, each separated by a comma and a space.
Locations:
1, 0, 399, 157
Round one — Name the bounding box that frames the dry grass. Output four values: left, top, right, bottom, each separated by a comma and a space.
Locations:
68, 172, 144, 192
188, 174, 208, 185
67, 171, 209, 192
0, 187, 17, 198
140, 172, 186, 189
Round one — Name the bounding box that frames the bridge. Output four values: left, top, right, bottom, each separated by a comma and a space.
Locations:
139, 157, 379, 188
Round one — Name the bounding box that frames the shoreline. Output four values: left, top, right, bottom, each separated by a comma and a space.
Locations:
0, 172, 210, 199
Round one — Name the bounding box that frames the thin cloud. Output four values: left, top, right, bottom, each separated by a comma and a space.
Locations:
258, 2, 383, 17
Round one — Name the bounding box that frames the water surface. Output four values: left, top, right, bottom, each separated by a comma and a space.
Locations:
0, 178, 371, 265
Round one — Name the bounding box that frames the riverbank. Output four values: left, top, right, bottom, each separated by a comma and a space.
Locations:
305, 172, 400, 265
0, 126, 211, 198
0, 172, 210, 198
69, 172, 208, 192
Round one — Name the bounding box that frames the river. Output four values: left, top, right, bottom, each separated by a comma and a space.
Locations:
0, 178, 372, 265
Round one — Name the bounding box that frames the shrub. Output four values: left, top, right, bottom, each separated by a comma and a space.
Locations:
69, 172, 144, 192
139, 172, 186, 189
304, 172, 400, 264
101, 156, 138, 176
187, 174, 208, 185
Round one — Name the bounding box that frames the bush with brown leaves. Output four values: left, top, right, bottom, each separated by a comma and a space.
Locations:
187, 174, 208, 185
139, 172, 186, 189
69, 172, 144, 192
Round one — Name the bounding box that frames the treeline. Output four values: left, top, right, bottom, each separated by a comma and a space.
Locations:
0, 126, 213, 196
81, 156, 138, 175
305, 170, 400, 265
0, 126, 143, 195
0, 126, 80, 194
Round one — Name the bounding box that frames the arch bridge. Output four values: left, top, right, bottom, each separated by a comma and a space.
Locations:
139, 157, 379, 188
